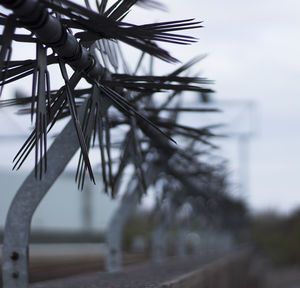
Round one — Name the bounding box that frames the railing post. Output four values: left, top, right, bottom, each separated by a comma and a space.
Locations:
105, 163, 159, 272
105, 187, 139, 273
176, 226, 187, 259
175, 204, 191, 259
151, 221, 166, 264
2, 103, 87, 288
151, 195, 173, 264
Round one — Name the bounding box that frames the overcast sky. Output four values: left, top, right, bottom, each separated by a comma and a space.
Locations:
1, 0, 300, 214
127, 0, 300, 213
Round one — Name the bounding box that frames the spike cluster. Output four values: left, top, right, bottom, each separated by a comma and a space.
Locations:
0, 0, 222, 196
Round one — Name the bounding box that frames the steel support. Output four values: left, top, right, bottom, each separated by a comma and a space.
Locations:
105, 163, 159, 272
176, 226, 188, 259
175, 204, 191, 259
151, 196, 173, 264
105, 186, 139, 273
1, 102, 88, 288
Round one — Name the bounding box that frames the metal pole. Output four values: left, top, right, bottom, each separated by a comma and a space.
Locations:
151, 221, 167, 264
151, 194, 173, 264
2, 101, 88, 288
105, 163, 160, 272
105, 186, 139, 273
176, 228, 187, 259
175, 203, 191, 259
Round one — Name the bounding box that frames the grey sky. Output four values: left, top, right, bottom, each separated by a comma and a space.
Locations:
127, 0, 300, 213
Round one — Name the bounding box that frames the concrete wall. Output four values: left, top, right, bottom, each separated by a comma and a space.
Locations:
160, 250, 265, 288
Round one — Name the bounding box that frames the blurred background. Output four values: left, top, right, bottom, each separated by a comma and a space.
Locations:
1, 0, 300, 286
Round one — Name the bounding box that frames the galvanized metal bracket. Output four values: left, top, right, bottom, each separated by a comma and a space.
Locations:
151, 221, 167, 264
175, 204, 192, 259
105, 184, 139, 273
176, 227, 188, 259
151, 195, 174, 264
2, 102, 88, 288
105, 162, 160, 272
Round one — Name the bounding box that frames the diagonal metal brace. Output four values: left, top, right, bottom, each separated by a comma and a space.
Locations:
105, 161, 160, 272
2, 101, 88, 288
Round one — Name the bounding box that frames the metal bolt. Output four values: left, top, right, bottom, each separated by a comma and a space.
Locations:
10, 251, 19, 261
12, 271, 19, 279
